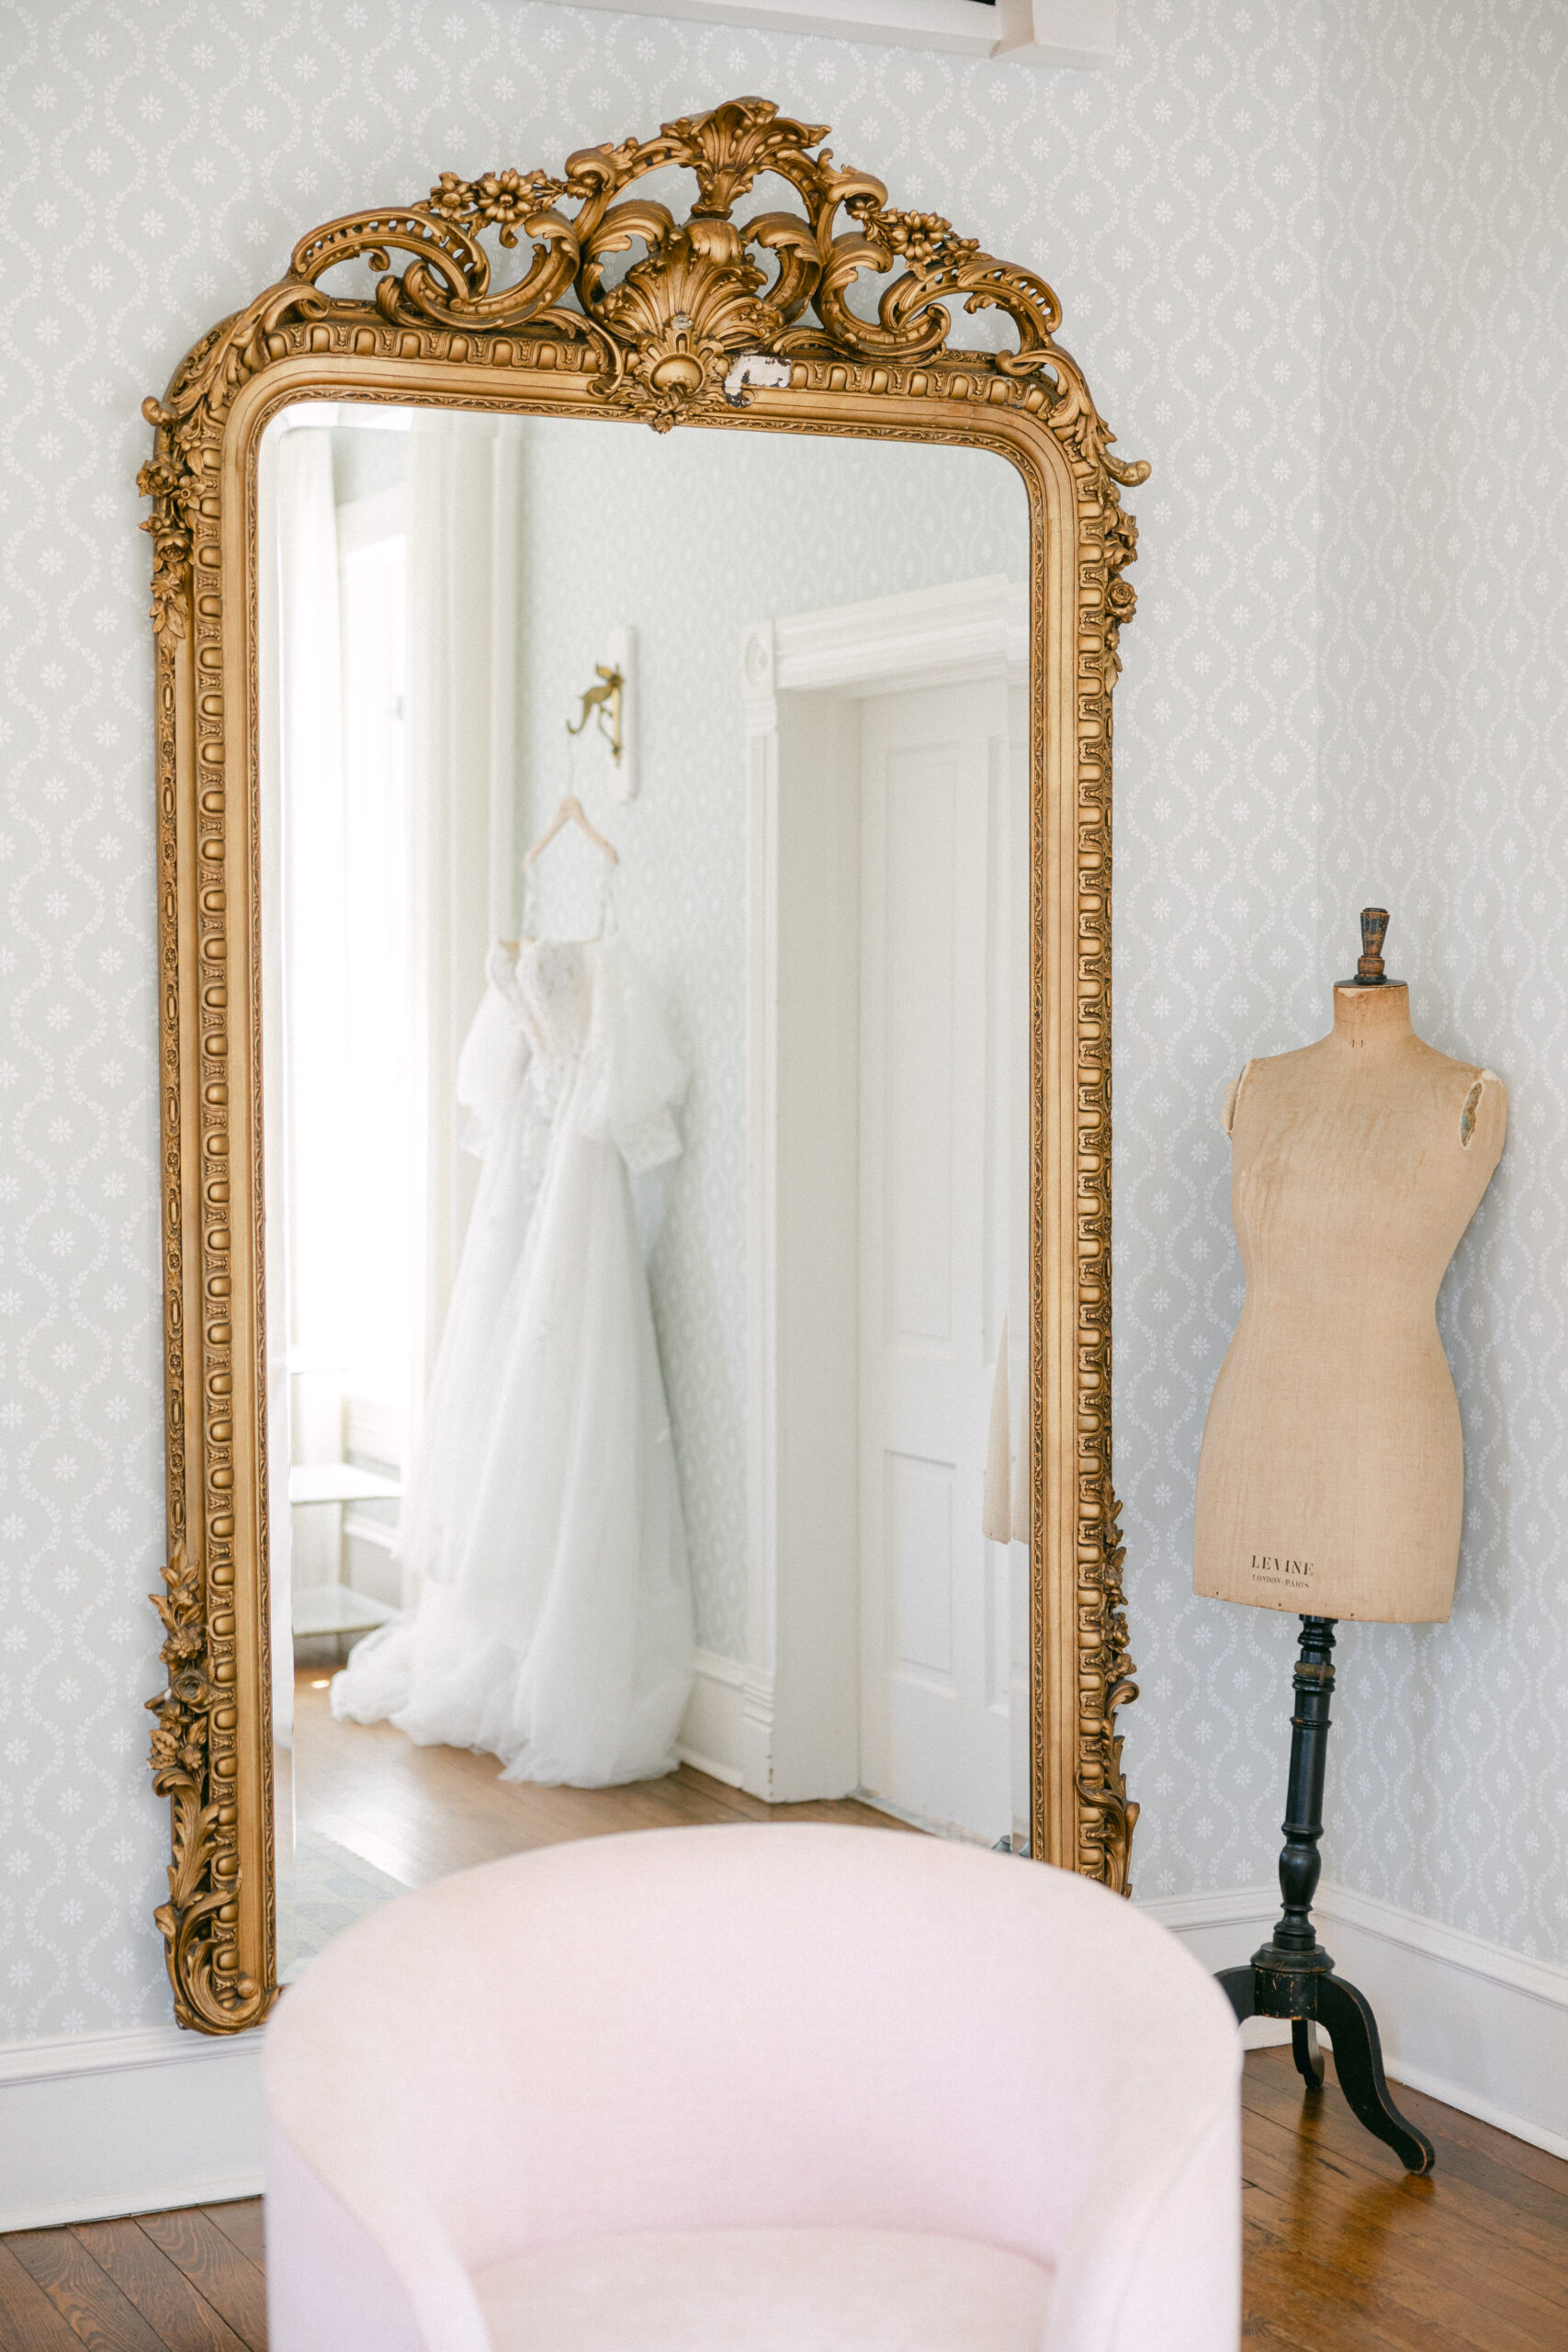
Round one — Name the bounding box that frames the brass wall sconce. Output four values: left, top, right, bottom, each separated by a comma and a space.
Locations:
566, 627, 637, 799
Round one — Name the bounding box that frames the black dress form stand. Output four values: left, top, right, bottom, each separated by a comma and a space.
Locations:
1217, 1615, 1436, 2175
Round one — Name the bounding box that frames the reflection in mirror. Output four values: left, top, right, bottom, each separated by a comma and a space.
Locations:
259, 403, 1030, 1974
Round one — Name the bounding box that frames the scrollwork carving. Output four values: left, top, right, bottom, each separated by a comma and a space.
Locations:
1103, 498, 1141, 666
1077, 1491, 1140, 1894
146, 1544, 267, 2033
136, 453, 196, 639
140, 96, 1153, 460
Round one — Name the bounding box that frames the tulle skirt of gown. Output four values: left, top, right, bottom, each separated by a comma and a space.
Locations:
332, 1114, 694, 1787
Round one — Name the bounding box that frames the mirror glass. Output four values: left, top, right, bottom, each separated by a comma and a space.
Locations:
258, 401, 1031, 1976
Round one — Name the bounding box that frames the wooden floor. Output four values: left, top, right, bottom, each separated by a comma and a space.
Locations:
6, 2057, 1563, 2349
0, 2201, 266, 2352
289, 1665, 908, 1888
5, 1693, 1564, 2349
1239, 2046, 1568, 2348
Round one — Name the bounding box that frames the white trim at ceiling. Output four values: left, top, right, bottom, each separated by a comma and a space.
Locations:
548, 1, 1117, 70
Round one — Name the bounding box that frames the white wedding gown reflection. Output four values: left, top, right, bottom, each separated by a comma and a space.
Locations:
332, 934, 695, 1786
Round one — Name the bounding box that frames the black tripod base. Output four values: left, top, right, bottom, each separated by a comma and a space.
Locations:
1220, 1957, 1435, 2175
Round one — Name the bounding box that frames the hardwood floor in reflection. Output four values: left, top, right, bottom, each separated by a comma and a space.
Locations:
290, 1665, 909, 1893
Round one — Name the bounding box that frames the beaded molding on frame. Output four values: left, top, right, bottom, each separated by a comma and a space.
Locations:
139, 96, 1143, 2031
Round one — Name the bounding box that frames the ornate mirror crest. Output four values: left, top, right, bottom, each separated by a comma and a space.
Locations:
140, 96, 1144, 2033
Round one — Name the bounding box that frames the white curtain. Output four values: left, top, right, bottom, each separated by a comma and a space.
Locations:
260, 410, 522, 1631
406, 415, 522, 1408
278, 433, 352, 1378
259, 422, 348, 1760
274, 430, 351, 1577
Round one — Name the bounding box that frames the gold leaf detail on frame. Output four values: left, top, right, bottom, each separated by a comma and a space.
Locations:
1077, 1490, 1141, 1894
146, 1544, 269, 2033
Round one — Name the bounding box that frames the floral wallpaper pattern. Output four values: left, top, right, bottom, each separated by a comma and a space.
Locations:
0, 0, 1559, 2040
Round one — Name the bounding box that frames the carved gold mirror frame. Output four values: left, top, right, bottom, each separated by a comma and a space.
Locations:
140, 96, 1145, 2033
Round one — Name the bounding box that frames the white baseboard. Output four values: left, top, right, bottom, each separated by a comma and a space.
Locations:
0, 2021, 265, 2231
676, 1648, 774, 1796
1140, 1879, 1568, 2160
676, 1648, 748, 1786
14, 1874, 1561, 2233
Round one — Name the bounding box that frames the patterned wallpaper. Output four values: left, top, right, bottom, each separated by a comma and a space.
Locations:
0, 0, 1557, 2040
1311, 0, 1568, 1962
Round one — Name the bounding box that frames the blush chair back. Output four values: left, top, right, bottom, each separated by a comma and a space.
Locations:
265, 1823, 1240, 2351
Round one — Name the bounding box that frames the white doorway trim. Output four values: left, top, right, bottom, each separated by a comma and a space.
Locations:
718, 576, 1025, 1801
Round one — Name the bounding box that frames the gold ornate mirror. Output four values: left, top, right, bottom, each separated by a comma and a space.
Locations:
141, 96, 1144, 2033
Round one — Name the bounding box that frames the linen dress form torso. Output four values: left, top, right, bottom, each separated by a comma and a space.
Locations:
332, 933, 694, 1787
1192, 985, 1506, 1624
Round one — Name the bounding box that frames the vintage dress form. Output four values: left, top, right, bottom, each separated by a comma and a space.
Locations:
333, 925, 694, 1785
1193, 970, 1506, 1623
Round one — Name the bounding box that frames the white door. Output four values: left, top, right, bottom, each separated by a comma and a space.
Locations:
858, 676, 1017, 1841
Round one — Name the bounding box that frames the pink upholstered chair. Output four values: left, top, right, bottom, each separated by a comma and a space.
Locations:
265, 1824, 1240, 2351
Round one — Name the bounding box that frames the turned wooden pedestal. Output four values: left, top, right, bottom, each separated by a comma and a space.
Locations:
1217, 1616, 1435, 2176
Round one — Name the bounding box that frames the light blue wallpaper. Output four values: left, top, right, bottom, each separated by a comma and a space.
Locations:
1312, 0, 1568, 1958
1, 0, 1558, 2041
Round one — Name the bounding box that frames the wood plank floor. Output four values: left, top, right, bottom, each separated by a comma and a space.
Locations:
8, 2061, 1562, 2349
0, 2203, 265, 2352
1243, 2047, 1568, 2348
289, 1666, 911, 1893
7, 1691, 1563, 2348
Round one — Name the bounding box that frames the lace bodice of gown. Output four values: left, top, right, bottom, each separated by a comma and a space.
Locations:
458, 934, 686, 1175
502, 937, 596, 1067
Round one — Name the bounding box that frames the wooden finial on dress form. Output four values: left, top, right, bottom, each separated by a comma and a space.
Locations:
1355, 906, 1390, 986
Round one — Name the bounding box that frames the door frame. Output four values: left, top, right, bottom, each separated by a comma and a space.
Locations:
714, 578, 1026, 1802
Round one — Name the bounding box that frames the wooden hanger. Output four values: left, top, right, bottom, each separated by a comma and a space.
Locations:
523, 794, 619, 868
